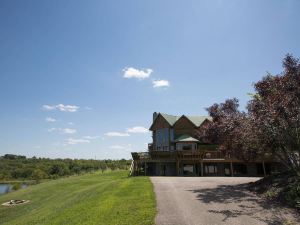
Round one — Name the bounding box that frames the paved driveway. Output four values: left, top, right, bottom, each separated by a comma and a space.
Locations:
151, 177, 299, 225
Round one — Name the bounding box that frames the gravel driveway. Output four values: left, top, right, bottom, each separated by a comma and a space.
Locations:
151, 177, 299, 225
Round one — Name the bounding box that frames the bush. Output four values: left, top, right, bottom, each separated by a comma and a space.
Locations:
12, 183, 21, 190
285, 179, 300, 208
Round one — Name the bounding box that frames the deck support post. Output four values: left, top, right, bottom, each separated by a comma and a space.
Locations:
201, 161, 204, 177
176, 160, 179, 176
134, 161, 137, 176
230, 161, 234, 177
262, 161, 266, 177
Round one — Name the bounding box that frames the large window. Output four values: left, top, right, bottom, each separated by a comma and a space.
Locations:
156, 128, 170, 150
170, 129, 174, 142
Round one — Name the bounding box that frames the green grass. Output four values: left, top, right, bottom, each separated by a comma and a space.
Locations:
0, 171, 156, 225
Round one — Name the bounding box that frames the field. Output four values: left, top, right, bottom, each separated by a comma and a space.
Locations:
0, 171, 156, 225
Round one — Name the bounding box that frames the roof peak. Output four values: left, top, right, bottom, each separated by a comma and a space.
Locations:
158, 112, 208, 117
153, 112, 211, 128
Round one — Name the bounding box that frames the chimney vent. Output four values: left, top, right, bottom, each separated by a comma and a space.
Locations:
153, 112, 158, 121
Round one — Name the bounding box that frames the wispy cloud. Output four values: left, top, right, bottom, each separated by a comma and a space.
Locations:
153, 79, 170, 88
105, 132, 130, 137
84, 106, 93, 110
46, 117, 56, 122
62, 128, 77, 134
42, 104, 79, 112
68, 122, 74, 125
126, 126, 149, 133
82, 135, 101, 140
43, 105, 56, 111
123, 67, 153, 79
66, 138, 90, 145
47, 127, 77, 134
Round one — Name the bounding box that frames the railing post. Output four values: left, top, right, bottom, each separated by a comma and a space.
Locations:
262, 161, 266, 177
201, 161, 204, 176
230, 161, 234, 177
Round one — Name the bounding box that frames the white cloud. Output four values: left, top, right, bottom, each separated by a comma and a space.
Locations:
62, 128, 77, 134
104, 132, 130, 137
153, 79, 170, 88
46, 117, 56, 122
68, 122, 74, 125
43, 105, 56, 110
83, 135, 101, 140
126, 126, 149, 133
66, 138, 90, 145
56, 104, 79, 112
123, 67, 153, 79
42, 104, 79, 112
48, 128, 77, 134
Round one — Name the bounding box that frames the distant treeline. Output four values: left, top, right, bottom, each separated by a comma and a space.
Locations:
0, 154, 132, 181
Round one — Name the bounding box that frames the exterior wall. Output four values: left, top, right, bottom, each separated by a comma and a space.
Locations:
173, 117, 196, 139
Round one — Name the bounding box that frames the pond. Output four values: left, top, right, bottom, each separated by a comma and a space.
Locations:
0, 184, 12, 194
0, 183, 28, 195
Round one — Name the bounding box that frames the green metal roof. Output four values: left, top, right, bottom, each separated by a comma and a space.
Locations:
150, 112, 212, 130
159, 113, 211, 127
185, 116, 211, 127
174, 134, 200, 142
160, 113, 180, 126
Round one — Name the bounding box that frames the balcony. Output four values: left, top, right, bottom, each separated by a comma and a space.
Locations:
148, 143, 218, 152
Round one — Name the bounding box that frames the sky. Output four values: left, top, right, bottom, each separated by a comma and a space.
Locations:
0, 0, 299, 159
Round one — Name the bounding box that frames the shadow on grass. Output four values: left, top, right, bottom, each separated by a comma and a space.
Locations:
189, 184, 299, 225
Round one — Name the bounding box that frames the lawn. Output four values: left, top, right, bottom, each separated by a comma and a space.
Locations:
0, 170, 156, 225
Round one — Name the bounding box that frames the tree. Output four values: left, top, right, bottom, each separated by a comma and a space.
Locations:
247, 54, 300, 172
31, 169, 47, 181
199, 55, 300, 172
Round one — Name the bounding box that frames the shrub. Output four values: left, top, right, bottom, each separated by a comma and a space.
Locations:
12, 183, 21, 190
285, 179, 300, 208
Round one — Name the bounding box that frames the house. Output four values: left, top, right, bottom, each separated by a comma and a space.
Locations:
131, 112, 283, 176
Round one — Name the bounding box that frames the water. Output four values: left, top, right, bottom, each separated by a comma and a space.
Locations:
0, 183, 28, 195
0, 184, 12, 194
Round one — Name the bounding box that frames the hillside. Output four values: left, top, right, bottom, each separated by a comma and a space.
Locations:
0, 171, 156, 225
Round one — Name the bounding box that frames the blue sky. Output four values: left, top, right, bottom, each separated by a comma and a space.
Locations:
0, 0, 299, 159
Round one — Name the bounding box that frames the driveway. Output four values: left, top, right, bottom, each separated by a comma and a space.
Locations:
150, 177, 299, 225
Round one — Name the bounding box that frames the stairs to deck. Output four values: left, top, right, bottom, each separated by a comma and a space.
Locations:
129, 160, 134, 176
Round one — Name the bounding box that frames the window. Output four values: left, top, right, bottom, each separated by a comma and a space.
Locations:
170, 129, 174, 142
156, 128, 170, 150
204, 164, 218, 175
176, 143, 197, 150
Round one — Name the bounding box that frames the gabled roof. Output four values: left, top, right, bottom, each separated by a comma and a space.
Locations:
160, 113, 180, 126
174, 134, 200, 142
185, 116, 211, 127
150, 112, 211, 130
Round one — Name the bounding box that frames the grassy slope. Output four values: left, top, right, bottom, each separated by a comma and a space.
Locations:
0, 171, 156, 225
